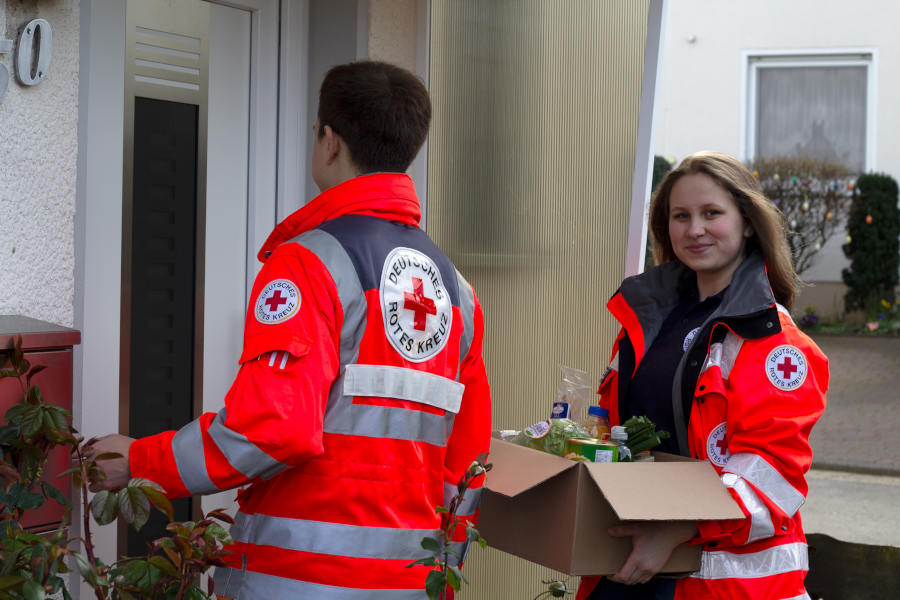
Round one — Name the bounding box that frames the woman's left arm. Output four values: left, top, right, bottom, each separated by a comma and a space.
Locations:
695, 330, 828, 547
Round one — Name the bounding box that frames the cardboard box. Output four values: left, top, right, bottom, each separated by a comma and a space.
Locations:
479, 437, 744, 575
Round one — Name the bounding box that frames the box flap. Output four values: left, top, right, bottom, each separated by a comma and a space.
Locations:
485, 438, 578, 497
584, 461, 744, 521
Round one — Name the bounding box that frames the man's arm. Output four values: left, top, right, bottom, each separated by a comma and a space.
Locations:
87, 249, 341, 498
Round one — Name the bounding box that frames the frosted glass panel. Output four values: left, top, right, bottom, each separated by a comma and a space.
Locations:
427, 2, 651, 597
757, 65, 867, 172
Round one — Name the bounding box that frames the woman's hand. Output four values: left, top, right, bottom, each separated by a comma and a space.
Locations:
607, 521, 698, 585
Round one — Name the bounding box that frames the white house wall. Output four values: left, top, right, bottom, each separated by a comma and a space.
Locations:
0, 1, 79, 327
654, 0, 900, 285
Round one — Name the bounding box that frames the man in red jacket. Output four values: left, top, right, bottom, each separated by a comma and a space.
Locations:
87, 61, 492, 599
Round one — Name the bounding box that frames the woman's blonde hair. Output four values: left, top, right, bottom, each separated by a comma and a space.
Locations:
649, 151, 799, 308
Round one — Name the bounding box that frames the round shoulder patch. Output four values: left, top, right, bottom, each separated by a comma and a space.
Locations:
255, 279, 301, 324
706, 421, 731, 467
765, 345, 808, 391
380, 247, 453, 362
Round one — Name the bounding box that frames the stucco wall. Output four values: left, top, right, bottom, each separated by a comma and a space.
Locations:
0, 0, 79, 327
655, 0, 900, 286
367, 0, 417, 72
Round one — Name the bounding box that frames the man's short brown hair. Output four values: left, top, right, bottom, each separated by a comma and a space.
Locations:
317, 61, 431, 174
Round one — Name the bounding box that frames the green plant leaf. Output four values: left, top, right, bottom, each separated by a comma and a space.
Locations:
147, 556, 178, 578
447, 565, 466, 590
19, 406, 43, 438
405, 557, 438, 568
465, 525, 482, 541
7, 483, 44, 511
187, 585, 209, 600
25, 365, 46, 388
0, 575, 25, 591
41, 406, 69, 436
201, 523, 232, 545
40, 482, 69, 508
20, 579, 44, 600
0, 546, 27, 577
419, 537, 441, 553
118, 485, 151, 531
25, 385, 42, 406
72, 553, 100, 588
112, 559, 150, 590
138, 484, 173, 521
90, 490, 119, 525
424, 569, 447, 600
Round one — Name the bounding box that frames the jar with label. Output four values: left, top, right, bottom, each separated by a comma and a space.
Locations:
582, 406, 611, 439
610, 425, 632, 461
564, 437, 619, 463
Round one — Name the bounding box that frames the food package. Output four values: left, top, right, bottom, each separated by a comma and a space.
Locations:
552, 365, 593, 422
509, 418, 592, 457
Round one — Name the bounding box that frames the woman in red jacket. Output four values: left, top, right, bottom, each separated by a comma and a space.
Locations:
579, 151, 828, 600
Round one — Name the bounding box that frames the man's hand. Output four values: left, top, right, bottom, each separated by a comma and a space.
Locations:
83, 434, 136, 492
607, 521, 698, 585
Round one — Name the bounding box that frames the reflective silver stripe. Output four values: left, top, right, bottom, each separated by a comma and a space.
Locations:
692, 542, 808, 580
776, 303, 796, 326
326, 368, 452, 446
725, 452, 805, 517
344, 364, 464, 414
294, 230, 368, 368
171, 419, 218, 495
446, 539, 468, 567
231, 511, 438, 560
455, 271, 475, 382
343, 402, 450, 445
207, 409, 287, 481
443, 482, 484, 517
213, 567, 428, 600
701, 333, 744, 380
721, 473, 774, 544
780, 593, 811, 600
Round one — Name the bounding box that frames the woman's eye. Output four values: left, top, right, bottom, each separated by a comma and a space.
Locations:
705, 209, 721, 217
672, 212, 688, 220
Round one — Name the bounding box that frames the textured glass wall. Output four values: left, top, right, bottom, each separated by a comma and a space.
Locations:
427, 1, 650, 597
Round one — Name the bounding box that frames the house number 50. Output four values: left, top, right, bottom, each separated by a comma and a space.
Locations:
16, 18, 53, 86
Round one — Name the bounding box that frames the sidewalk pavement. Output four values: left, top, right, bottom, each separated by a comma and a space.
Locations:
801, 335, 900, 549
807, 335, 900, 475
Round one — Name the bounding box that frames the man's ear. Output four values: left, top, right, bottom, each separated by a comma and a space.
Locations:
323, 124, 341, 164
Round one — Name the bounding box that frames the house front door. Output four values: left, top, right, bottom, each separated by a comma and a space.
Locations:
121, 0, 254, 554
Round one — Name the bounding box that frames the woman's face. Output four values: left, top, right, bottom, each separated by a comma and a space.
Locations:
668, 172, 753, 296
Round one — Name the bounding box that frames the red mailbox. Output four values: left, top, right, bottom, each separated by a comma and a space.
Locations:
0, 315, 81, 532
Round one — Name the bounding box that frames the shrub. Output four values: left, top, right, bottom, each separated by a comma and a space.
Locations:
748, 156, 856, 275
1, 338, 232, 600
842, 173, 900, 313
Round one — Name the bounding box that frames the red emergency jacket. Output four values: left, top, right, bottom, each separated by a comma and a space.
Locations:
129, 173, 492, 599
578, 253, 827, 600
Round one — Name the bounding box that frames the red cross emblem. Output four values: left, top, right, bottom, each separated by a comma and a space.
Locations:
403, 277, 437, 331
265, 290, 288, 312
777, 356, 798, 379
715, 438, 728, 455
706, 422, 730, 466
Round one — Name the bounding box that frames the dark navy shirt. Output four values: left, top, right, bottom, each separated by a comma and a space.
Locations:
624, 285, 724, 455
